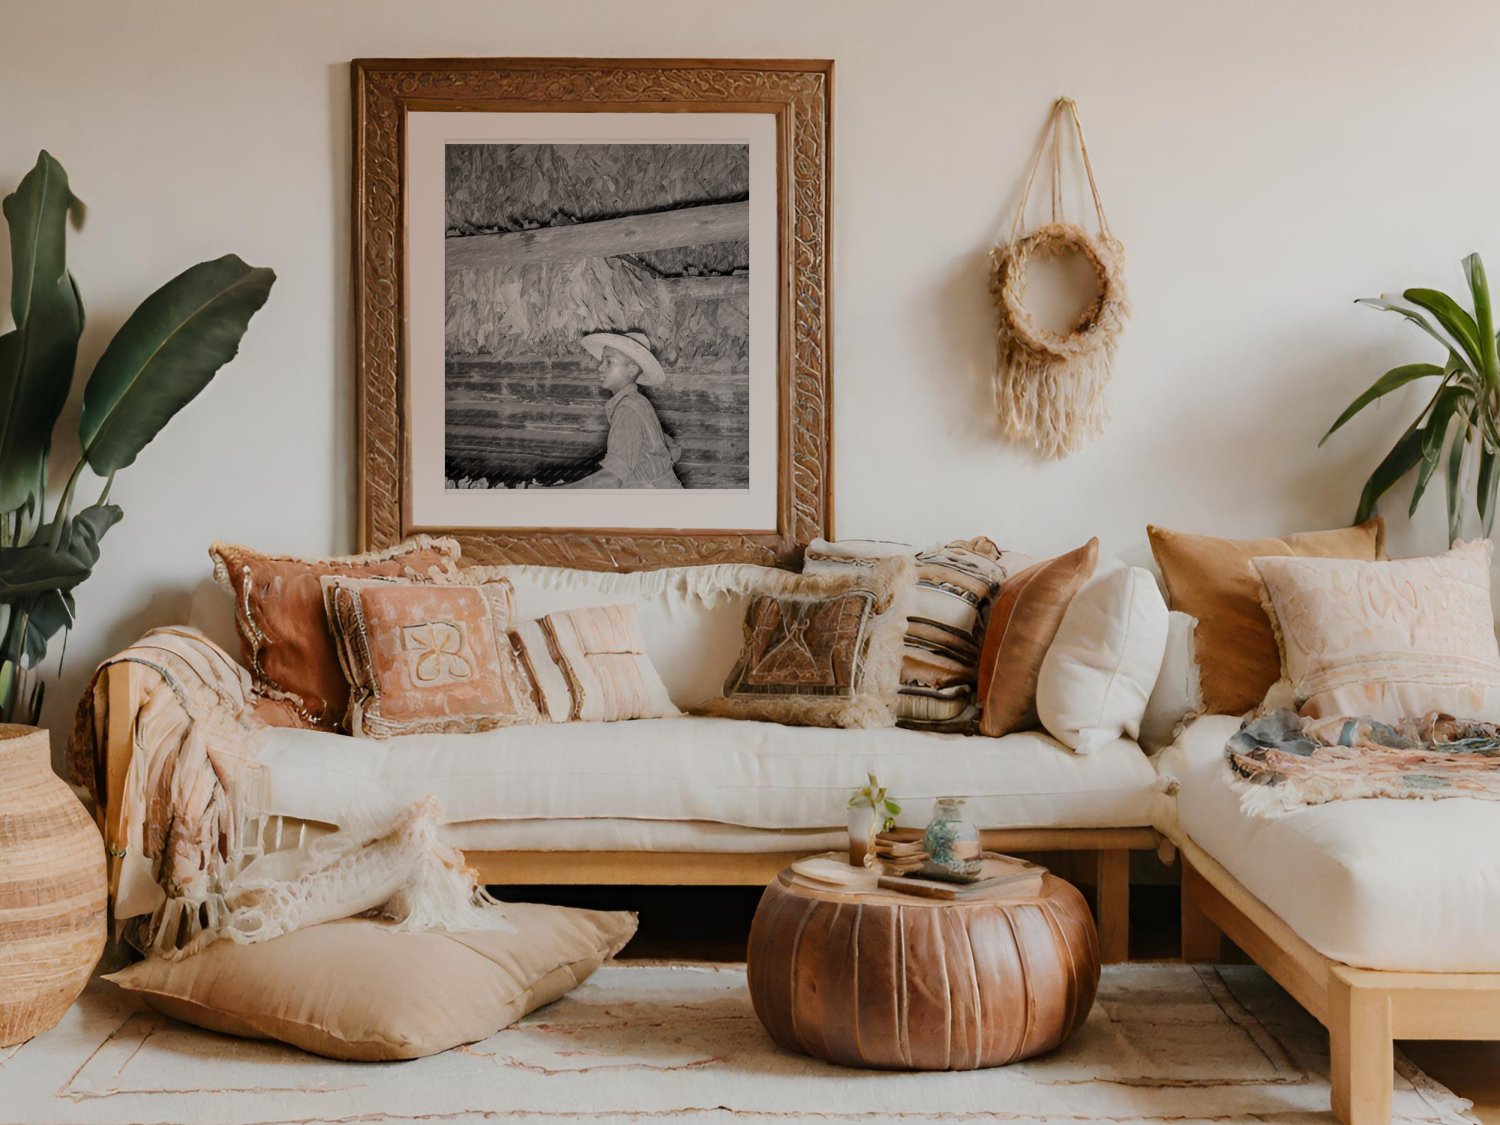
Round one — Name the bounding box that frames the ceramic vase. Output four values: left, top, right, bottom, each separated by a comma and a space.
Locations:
0, 725, 107, 1046
921, 796, 983, 881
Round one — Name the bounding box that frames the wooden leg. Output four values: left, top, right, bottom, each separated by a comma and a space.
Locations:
1328, 968, 1393, 1125
1094, 848, 1129, 964
1179, 859, 1224, 963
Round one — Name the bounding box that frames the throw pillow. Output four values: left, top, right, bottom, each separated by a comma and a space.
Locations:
322, 575, 540, 738
105, 903, 637, 1061
210, 537, 461, 730
1137, 611, 1203, 752
700, 554, 916, 729
1146, 518, 1385, 716
976, 538, 1099, 738
1035, 564, 1169, 754
1254, 540, 1500, 722
510, 603, 680, 723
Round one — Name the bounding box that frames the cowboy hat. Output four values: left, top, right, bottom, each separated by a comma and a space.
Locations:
580, 331, 666, 387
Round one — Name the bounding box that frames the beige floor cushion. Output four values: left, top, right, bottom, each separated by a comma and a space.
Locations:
105, 902, 637, 1060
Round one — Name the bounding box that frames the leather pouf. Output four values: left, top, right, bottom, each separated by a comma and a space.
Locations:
748, 869, 1099, 1070
0, 724, 106, 1046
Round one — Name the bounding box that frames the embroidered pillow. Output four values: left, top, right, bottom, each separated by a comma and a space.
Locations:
510, 603, 679, 723
323, 575, 539, 738
210, 537, 461, 730
1147, 519, 1385, 716
1254, 540, 1500, 723
700, 555, 915, 729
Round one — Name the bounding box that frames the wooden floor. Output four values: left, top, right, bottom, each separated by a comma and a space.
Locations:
500, 882, 1500, 1118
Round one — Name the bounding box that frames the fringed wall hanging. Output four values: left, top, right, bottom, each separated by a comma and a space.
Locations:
991, 97, 1129, 460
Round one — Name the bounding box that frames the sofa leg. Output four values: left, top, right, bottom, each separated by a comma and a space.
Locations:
1094, 848, 1129, 964
1328, 968, 1393, 1125
1179, 858, 1223, 963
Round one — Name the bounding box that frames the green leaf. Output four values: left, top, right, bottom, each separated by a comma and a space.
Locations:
1355, 421, 1426, 524
1320, 363, 1443, 445
0, 542, 90, 598
1357, 295, 1474, 368
0, 151, 84, 512
79, 254, 274, 474
1463, 253, 1499, 388
54, 503, 121, 568
1481, 447, 1500, 536
1410, 387, 1469, 517
1446, 414, 1469, 544
1404, 287, 1484, 373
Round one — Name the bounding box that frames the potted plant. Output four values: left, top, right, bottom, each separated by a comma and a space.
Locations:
846, 772, 901, 865
0, 151, 274, 723
1323, 253, 1500, 544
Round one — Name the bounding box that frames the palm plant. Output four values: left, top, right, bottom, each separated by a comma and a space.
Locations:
1322, 253, 1500, 544
0, 151, 274, 724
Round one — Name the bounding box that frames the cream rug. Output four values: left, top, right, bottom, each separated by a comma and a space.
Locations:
0, 962, 1475, 1124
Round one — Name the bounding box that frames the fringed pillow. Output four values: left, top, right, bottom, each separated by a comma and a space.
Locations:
510, 603, 679, 723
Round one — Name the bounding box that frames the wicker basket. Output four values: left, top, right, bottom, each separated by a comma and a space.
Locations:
0, 724, 106, 1046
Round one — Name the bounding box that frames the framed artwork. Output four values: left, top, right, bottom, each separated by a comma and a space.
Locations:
352, 57, 833, 569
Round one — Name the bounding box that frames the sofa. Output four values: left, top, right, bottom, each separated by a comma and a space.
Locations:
91, 557, 1166, 965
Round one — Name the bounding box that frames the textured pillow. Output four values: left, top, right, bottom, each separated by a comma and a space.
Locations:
1254, 540, 1500, 722
700, 555, 916, 729
1036, 564, 1169, 754
322, 575, 539, 738
1138, 611, 1203, 752
804, 537, 1026, 731
104, 904, 637, 1061
1147, 519, 1384, 717
510, 603, 679, 723
976, 538, 1099, 738
210, 537, 461, 729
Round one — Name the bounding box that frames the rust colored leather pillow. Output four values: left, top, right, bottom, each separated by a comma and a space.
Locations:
976, 539, 1099, 738
1147, 518, 1385, 717
210, 537, 461, 730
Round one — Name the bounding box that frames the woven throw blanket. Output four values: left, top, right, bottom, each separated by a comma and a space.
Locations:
1226, 708, 1500, 816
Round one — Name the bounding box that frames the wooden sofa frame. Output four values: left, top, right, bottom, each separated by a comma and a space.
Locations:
1179, 835, 1500, 1125
99, 661, 1156, 963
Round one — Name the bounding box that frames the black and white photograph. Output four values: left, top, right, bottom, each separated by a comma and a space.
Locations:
442, 142, 751, 491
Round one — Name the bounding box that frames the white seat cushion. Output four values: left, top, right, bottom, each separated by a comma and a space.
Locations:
249, 717, 1157, 834
1158, 714, 1500, 972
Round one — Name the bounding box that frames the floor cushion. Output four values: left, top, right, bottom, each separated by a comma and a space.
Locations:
104, 902, 637, 1060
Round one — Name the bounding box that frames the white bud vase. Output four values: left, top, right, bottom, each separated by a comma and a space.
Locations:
846, 805, 878, 866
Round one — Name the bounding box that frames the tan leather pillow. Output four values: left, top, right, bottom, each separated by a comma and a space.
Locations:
1147, 518, 1385, 716
104, 904, 637, 1061
977, 539, 1099, 737
210, 537, 461, 730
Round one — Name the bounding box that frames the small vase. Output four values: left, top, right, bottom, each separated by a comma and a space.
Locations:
921, 796, 983, 882
847, 805, 878, 866
0, 725, 107, 1046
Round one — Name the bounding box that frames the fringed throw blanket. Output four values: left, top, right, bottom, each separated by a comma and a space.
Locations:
69, 627, 510, 959
1226, 708, 1500, 816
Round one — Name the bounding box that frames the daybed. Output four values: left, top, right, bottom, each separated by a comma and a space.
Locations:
89, 559, 1163, 964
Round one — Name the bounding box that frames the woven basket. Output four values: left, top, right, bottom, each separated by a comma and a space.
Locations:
0, 724, 106, 1046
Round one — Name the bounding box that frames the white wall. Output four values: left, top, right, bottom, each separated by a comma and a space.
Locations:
2, 0, 1497, 746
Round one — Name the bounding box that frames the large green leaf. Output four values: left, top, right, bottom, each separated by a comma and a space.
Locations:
1410, 387, 1469, 517
1320, 362, 1443, 446
0, 151, 84, 512
1462, 253, 1499, 391
79, 254, 274, 474
1355, 420, 1426, 524
1404, 287, 1483, 373
1445, 410, 1472, 544
1357, 295, 1473, 368
0, 542, 90, 599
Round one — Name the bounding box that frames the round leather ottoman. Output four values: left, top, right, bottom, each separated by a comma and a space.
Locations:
747, 865, 1099, 1070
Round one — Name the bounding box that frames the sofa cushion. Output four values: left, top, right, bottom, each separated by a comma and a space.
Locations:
510, 603, 679, 723
247, 716, 1159, 832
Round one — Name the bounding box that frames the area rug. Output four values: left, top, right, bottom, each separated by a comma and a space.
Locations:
0, 962, 1475, 1124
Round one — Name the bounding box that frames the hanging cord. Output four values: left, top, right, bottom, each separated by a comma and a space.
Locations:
1002, 97, 1112, 248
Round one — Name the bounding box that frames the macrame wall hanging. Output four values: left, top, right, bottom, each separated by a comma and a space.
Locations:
990, 97, 1129, 460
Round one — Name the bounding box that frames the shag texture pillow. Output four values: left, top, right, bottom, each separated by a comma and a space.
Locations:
322, 574, 539, 738
803, 537, 1025, 731
1147, 519, 1384, 717
977, 538, 1099, 738
700, 554, 916, 729
210, 537, 461, 730
1138, 611, 1203, 752
1254, 539, 1500, 722
105, 903, 637, 1061
510, 603, 679, 723
1035, 564, 1169, 754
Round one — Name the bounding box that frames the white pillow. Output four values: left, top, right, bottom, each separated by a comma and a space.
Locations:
1138, 611, 1202, 752
1036, 564, 1169, 754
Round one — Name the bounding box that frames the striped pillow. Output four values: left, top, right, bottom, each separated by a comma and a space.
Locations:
803, 538, 1025, 731
510, 603, 679, 723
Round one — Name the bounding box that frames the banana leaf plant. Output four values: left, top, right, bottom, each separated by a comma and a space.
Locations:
0, 151, 274, 725
1322, 253, 1500, 545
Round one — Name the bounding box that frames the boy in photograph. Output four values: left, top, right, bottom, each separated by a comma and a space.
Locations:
562, 331, 684, 489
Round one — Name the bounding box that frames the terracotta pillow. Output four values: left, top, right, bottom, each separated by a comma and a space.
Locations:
510, 603, 679, 723
104, 904, 637, 1061
210, 537, 461, 730
1147, 518, 1385, 716
323, 575, 540, 738
976, 539, 1099, 737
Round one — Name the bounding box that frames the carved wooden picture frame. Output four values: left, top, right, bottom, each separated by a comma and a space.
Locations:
352, 58, 833, 569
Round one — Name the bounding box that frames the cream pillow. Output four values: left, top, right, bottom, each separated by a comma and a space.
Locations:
105, 904, 637, 1061
510, 603, 679, 723
1254, 540, 1500, 722
1137, 611, 1202, 752
1036, 564, 1169, 754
